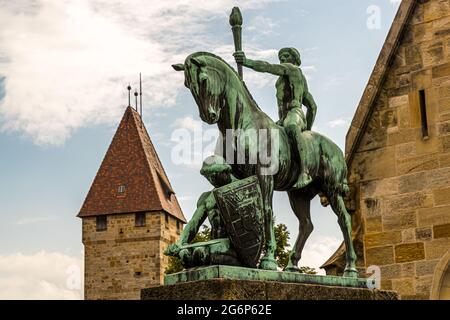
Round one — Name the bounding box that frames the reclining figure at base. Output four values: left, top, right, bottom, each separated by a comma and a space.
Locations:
164, 156, 242, 268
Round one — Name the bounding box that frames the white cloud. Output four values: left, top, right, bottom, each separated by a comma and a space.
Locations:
247, 15, 278, 38
177, 195, 193, 202
0, 251, 83, 299
327, 117, 350, 128
171, 116, 202, 132
299, 236, 341, 275
0, 0, 279, 146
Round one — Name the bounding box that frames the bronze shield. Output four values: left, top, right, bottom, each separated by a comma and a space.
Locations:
213, 175, 264, 268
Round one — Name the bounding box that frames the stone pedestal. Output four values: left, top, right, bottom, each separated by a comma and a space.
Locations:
141, 266, 398, 300
141, 279, 398, 300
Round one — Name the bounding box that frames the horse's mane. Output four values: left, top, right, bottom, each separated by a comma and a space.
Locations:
187, 51, 263, 113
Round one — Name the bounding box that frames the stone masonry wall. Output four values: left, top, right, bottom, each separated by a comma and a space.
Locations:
83, 211, 181, 300
349, 0, 450, 299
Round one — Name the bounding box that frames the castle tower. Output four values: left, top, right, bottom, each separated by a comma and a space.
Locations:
77, 106, 186, 300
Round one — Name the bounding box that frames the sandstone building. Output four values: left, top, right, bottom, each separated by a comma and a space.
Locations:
323, 0, 450, 300
78, 106, 186, 299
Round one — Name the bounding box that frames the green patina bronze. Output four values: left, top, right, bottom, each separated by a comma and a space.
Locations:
234, 47, 317, 189
165, 156, 265, 269
167, 7, 358, 280
164, 265, 374, 289
165, 156, 243, 268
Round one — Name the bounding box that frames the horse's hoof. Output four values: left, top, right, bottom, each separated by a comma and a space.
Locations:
259, 257, 278, 270
343, 268, 358, 278
284, 266, 300, 273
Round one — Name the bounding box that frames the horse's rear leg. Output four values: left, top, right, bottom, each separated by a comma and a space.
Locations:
285, 191, 313, 272
329, 194, 358, 278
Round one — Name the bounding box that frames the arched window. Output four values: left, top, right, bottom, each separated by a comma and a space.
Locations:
431, 250, 450, 300
439, 268, 450, 300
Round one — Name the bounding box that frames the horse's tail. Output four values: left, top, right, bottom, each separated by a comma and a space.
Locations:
341, 177, 350, 196
316, 134, 349, 202
319, 164, 349, 208
333, 159, 349, 197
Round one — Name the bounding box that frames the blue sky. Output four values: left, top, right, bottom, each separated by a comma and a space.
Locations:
0, 0, 401, 298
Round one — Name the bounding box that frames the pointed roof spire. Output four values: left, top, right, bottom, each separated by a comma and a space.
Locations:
139, 73, 143, 118
77, 107, 186, 222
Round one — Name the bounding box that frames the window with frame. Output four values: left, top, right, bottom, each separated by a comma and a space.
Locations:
117, 185, 126, 194
135, 212, 146, 227
96, 215, 107, 231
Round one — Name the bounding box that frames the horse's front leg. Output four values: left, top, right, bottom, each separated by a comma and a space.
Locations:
258, 173, 278, 271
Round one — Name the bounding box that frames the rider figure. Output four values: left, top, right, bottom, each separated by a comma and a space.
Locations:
234, 48, 317, 189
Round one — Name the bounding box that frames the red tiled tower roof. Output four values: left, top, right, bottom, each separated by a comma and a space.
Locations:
77, 106, 186, 223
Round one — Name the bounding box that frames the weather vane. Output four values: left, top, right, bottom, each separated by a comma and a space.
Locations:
127, 84, 132, 107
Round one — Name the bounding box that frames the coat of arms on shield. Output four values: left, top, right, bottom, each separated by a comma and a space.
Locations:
213, 175, 264, 268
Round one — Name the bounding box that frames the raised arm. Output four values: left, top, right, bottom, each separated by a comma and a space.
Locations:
234, 51, 288, 76
177, 192, 210, 245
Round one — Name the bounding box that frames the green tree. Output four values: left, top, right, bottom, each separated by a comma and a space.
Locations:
273, 223, 316, 274
191, 225, 211, 243
298, 266, 316, 274
274, 223, 290, 269
165, 256, 184, 275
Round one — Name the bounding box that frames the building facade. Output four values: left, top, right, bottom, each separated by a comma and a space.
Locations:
323, 0, 450, 299
78, 106, 186, 299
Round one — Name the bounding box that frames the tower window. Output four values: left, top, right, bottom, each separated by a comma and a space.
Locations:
117, 185, 126, 194
419, 89, 429, 140
165, 213, 169, 228
176, 220, 181, 234
96, 215, 107, 231
135, 212, 146, 227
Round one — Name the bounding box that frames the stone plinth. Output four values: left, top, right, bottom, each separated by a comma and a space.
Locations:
164, 265, 372, 288
141, 279, 398, 300
141, 266, 398, 300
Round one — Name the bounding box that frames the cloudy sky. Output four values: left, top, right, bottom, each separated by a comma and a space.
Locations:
0, 0, 401, 299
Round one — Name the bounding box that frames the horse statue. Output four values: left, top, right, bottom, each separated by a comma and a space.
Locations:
172, 51, 358, 277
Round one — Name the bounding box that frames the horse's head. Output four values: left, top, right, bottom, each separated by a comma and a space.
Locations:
173, 52, 231, 124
